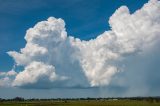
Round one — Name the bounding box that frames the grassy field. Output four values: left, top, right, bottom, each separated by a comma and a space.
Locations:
0, 100, 160, 106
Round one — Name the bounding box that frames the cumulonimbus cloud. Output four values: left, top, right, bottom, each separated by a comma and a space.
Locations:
3, 0, 160, 89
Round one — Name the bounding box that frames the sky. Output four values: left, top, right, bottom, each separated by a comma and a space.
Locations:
0, 0, 160, 98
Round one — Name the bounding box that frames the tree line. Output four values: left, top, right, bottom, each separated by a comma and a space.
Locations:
0, 96, 160, 102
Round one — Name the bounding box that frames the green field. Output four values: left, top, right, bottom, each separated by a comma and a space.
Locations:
0, 100, 160, 106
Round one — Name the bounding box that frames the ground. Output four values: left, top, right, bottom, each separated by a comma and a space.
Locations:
0, 100, 160, 106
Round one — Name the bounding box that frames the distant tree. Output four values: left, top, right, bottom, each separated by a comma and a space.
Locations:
0, 98, 3, 102
13, 97, 24, 101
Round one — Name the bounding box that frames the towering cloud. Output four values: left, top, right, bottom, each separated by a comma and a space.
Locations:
6, 0, 160, 89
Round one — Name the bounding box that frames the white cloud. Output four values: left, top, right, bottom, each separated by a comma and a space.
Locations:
12, 61, 67, 87
0, 70, 17, 87
7, 0, 160, 88
0, 70, 17, 77
70, 0, 160, 86
0, 77, 10, 87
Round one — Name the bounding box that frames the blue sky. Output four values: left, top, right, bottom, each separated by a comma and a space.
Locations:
0, 0, 148, 71
1, 0, 160, 99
